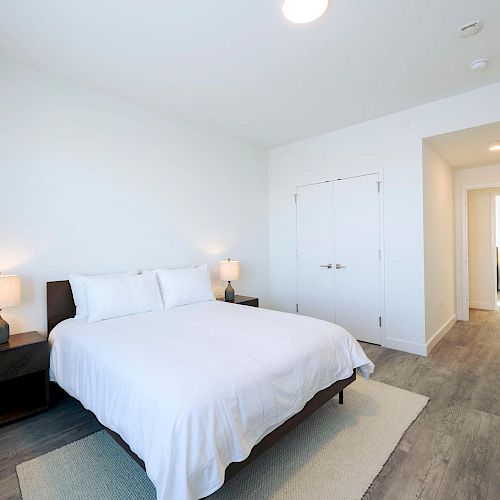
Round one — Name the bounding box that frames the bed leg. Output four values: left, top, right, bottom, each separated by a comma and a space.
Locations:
339, 390, 344, 405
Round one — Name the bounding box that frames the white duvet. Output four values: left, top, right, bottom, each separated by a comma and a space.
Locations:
49, 300, 374, 500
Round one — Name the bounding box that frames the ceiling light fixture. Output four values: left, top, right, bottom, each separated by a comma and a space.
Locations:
282, 0, 329, 24
469, 57, 488, 71
489, 141, 500, 152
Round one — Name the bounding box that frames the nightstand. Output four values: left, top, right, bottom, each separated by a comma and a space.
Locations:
217, 295, 259, 307
0, 331, 49, 426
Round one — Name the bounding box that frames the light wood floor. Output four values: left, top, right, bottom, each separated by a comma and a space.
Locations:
0, 309, 499, 500
363, 308, 499, 499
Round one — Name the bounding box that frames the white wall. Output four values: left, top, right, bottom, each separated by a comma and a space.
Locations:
269, 82, 500, 356
454, 164, 500, 319
422, 142, 456, 348
0, 56, 269, 335
467, 188, 500, 310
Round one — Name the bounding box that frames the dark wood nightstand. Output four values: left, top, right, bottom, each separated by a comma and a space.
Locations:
217, 295, 259, 307
0, 331, 49, 426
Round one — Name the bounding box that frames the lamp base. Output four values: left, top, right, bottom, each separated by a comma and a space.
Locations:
225, 282, 235, 303
0, 315, 10, 344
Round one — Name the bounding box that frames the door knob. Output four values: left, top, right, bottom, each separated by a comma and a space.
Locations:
335, 264, 346, 269
320, 264, 333, 269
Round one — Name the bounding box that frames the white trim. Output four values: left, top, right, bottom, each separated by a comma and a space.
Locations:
295, 171, 380, 189
469, 300, 495, 310
426, 314, 456, 353
458, 181, 500, 322
491, 193, 497, 311
379, 170, 387, 348
459, 186, 469, 321
382, 336, 427, 356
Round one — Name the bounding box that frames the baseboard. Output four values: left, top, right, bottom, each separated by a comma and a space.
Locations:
382, 337, 427, 356
469, 301, 495, 311
426, 314, 456, 354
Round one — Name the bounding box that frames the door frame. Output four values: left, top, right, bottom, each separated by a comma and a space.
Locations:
492, 193, 498, 311
458, 183, 500, 320
295, 171, 385, 345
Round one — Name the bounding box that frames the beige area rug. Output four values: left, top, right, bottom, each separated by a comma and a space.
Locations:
17, 378, 428, 500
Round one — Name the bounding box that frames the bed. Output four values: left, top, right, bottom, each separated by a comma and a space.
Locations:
47, 280, 374, 500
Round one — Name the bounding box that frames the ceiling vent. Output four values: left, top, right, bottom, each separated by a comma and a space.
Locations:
458, 20, 483, 38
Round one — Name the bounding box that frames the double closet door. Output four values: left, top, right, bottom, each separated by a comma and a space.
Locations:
296, 173, 382, 344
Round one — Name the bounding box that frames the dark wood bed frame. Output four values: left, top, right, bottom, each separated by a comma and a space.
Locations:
46, 280, 356, 485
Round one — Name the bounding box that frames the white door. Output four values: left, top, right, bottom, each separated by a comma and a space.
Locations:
296, 174, 381, 344
296, 182, 335, 322
333, 174, 381, 343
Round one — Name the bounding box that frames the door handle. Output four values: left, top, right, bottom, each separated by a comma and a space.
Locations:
320, 264, 333, 269
335, 264, 347, 269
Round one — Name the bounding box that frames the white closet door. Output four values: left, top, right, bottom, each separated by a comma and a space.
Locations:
296, 182, 335, 322
333, 174, 381, 344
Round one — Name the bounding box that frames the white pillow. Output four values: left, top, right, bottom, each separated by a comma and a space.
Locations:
155, 264, 215, 309
83, 271, 163, 322
69, 270, 138, 319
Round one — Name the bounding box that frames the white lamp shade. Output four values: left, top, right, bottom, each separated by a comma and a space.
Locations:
0, 275, 21, 309
220, 260, 240, 282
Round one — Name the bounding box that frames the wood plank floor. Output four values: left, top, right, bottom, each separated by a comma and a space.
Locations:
1, 309, 499, 499
363, 308, 500, 500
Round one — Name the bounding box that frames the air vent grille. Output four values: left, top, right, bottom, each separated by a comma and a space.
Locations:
458, 20, 483, 38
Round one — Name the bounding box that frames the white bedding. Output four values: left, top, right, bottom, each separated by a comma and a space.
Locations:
49, 300, 374, 500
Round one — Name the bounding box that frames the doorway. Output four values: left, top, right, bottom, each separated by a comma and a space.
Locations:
462, 186, 500, 319
496, 195, 500, 310
295, 173, 382, 344
424, 121, 500, 324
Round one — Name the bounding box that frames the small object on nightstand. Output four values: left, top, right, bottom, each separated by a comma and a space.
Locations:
217, 295, 259, 307
219, 258, 240, 303
0, 331, 49, 425
0, 274, 21, 344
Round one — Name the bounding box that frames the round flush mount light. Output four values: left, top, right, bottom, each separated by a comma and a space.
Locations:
469, 57, 488, 71
282, 0, 329, 24
489, 141, 500, 152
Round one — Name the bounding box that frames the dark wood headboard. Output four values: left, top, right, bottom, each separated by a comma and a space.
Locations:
47, 280, 75, 334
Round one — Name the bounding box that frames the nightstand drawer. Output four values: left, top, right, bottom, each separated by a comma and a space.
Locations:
0, 343, 49, 383
237, 297, 259, 307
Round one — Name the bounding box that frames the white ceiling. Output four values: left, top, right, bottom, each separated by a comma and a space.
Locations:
426, 121, 500, 169
1, 1, 499, 148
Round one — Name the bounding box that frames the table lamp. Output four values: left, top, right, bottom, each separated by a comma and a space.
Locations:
219, 258, 240, 302
0, 274, 21, 343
